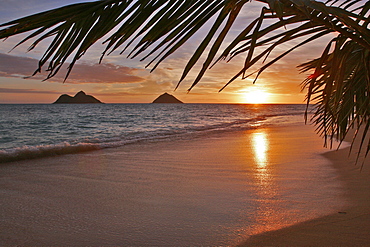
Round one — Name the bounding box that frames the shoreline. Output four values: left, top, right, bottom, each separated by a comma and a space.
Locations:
0, 123, 361, 246
240, 134, 370, 246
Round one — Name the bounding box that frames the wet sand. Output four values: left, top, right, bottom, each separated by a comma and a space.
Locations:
0, 123, 359, 246
241, 130, 370, 246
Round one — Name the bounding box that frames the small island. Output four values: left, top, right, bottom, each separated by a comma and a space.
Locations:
53, 91, 102, 104
152, 93, 183, 103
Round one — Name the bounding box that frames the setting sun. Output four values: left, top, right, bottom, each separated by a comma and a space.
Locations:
241, 89, 270, 104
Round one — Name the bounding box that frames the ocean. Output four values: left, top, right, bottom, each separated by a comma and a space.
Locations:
1, 103, 307, 163
0, 104, 346, 246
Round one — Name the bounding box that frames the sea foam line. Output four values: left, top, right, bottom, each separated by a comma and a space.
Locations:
0, 116, 266, 164
0, 142, 102, 163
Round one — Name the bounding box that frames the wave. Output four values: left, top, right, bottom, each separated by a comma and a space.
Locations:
0, 102, 310, 164
0, 142, 102, 163
0, 116, 267, 164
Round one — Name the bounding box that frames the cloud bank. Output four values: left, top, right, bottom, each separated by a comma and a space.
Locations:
0, 53, 145, 84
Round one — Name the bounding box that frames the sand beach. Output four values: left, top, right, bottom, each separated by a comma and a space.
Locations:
240, 129, 370, 246
0, 122, 368, 246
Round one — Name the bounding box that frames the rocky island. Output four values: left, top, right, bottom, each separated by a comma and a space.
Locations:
53, 91, 102, 104
152, 93, 183, 103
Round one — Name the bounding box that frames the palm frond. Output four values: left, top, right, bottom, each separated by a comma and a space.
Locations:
1, 0, 369, 87
299, 37, 370, 158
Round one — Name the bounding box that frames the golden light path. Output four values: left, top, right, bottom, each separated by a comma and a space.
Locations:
250, 130, 283, 233
252, 132, 269, 168
251, 131, 271, 188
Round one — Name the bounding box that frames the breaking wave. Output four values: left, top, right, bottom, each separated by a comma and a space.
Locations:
0, 104, 308, 163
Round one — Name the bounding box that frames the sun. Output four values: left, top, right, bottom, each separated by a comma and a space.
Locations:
241, 89, 270, 104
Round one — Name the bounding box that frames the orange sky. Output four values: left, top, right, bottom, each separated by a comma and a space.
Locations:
0, 1, 332, 104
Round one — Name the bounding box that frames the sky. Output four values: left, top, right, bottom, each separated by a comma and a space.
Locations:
0, 0, 332, 104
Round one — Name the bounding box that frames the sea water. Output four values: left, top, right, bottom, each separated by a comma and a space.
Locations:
0, 104, 307, 163
0, 104, 346, 246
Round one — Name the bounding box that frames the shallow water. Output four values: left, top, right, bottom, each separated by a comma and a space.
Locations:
0, 116, 346, 246
0, 103, 307, 163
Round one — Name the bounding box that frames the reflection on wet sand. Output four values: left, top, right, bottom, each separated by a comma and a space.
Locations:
252, 132, 268, 168
250, 130, 282, 233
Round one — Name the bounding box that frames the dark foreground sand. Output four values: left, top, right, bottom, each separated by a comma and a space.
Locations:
241, 132, 370, 246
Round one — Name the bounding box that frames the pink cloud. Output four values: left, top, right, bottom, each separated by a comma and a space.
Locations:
0, 87, 60, 94
0, 53, 146, 84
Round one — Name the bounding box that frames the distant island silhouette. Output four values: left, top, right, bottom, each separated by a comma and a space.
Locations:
53, 91, 102, 104
152, 93, 183, 103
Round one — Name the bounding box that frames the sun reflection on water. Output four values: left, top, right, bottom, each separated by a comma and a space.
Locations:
250, 131, 283, 233
252, 131, 271, 188
252, 132, 268, 168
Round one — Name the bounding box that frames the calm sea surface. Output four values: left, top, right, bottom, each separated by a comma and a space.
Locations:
0, 104, 308, 163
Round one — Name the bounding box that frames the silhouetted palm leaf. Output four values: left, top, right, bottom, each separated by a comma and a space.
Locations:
299, 37, 369, 164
